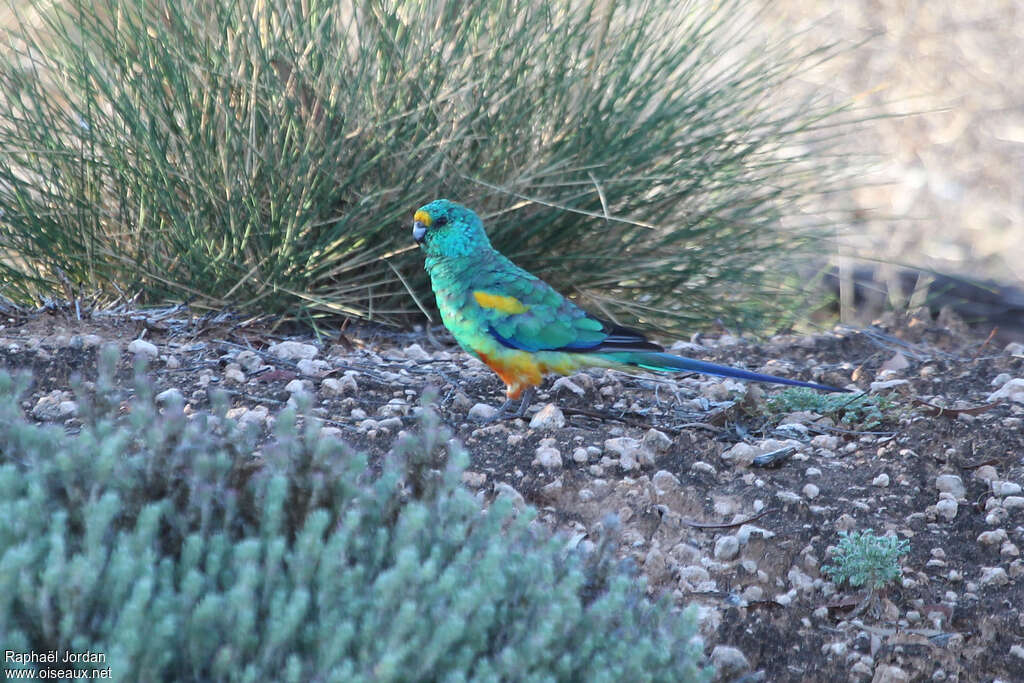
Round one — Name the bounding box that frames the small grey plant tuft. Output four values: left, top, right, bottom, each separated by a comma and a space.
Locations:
822, 529, 910, 590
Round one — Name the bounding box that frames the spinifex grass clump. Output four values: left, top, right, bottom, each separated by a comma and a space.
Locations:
0, 0, 849, 333
0, 347, 711, 681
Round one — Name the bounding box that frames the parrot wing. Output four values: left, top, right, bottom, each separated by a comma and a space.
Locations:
465, 257, 662, 354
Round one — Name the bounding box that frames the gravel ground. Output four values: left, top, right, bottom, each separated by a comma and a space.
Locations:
3, 308, 1023, 681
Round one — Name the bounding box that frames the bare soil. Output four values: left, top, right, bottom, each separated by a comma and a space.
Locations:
2, 307, 1023, 682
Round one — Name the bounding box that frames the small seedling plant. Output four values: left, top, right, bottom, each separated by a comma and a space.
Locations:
823, 529, 909, 591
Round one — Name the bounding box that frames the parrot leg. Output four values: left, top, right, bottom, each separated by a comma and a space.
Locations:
484, 386, 535, 423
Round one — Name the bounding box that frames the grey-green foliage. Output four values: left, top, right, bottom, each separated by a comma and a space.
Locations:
767, 387, 894, 429
0, 0, 852, 334
822, 529, 910, 591
0, 347, 710, 682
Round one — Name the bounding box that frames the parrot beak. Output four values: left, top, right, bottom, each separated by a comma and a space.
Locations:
412, 220, 427, 244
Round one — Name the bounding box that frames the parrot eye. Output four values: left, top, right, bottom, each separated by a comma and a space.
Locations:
434, 215, 448, 227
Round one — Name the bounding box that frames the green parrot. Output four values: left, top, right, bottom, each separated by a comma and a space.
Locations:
412, 199, 849, 418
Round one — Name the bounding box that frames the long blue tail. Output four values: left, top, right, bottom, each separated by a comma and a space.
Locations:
605, 351, 849, 393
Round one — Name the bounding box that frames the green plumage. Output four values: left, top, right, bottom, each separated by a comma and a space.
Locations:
412, 199, 848, 398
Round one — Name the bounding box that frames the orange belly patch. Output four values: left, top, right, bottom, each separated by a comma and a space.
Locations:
477, 350, 581, 399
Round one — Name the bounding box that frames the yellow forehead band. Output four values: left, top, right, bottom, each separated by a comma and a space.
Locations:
414, 210, 432, 227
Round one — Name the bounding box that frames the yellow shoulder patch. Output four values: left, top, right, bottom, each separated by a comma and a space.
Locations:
473, 291, 529, 315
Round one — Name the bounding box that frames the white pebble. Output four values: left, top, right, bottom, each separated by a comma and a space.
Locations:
992, 480, 1023, 497
127, 338, 158, 359
529, 404, 566, 430
988, 378, 1024, 404
267, 340, 319, 361
403, 343, 431, 361
935, 474, 965, 499
872, 473, 890, 487
551, 377, 585, 396
468, 403, 498, 421
977, 529, 1008, 546
714, 535, 740, 561
535, 445, 563, 469
979, 566, 1009, 586
935, 498, 958, 521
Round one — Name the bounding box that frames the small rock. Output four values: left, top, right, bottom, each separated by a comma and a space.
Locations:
872, 473, 890, 487
651, 470, 681, 494
236, 405, 269, 427
378, 399, 410, 417
974, 465, 998, 482
235, 350, 263, 372
535, 445, 563, 469
541, 478, 563, 498
1011, 644, 1024, 662
284, 379, 312, 395
571, 447, 589, 463
992, 480, 1023, 497
155, 388, 184, 406
403, 343, 431, 361
494, 482, 526, 509
714, 535, 740, 561
690, 461, 716, 475
880, 351, 910, 373
720, 442, 759, 466
978, 529, 1008, 546
127, 338, 158, 359
850, 661, 872, 678
869, 379, 910, 393
988, 378, 1024, 404
1007, 342, 1024, 356
468, 403, 498, 422
461, 471, 487, 487
223, 364, 246, 384
1002, 496, 1024, 509
736, 524, 775, 544
935, 498, 958, 521
267, 341, 319, 361
618, 450, 639, 472
32, 392, 77, 421
709, 646, 750, 680
935, 474, 965, 499
802, 483, 820, 499
872, 664, 909, 683
1001, 541, 1020, 558
643, 428, 672, 453
741, 585, 764, 602
604, 437, 654, 469
979, 566, 1009, 586
296, 358, 328, 375
529, 404, 565, 430
551, 377, 585, 396
991, 373, 1012, 388
810, 434, 839, 450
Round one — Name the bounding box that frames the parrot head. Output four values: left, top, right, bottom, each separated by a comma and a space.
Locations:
412, 199, 492, 260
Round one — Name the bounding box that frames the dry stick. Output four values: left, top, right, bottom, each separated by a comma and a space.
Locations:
677, 506, 775, 530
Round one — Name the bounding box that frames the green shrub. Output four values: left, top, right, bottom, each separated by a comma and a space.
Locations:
0, 0, 851, 333
822, 529, 909, 591
767, 387, 894, 429
0, 347, 710, 682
